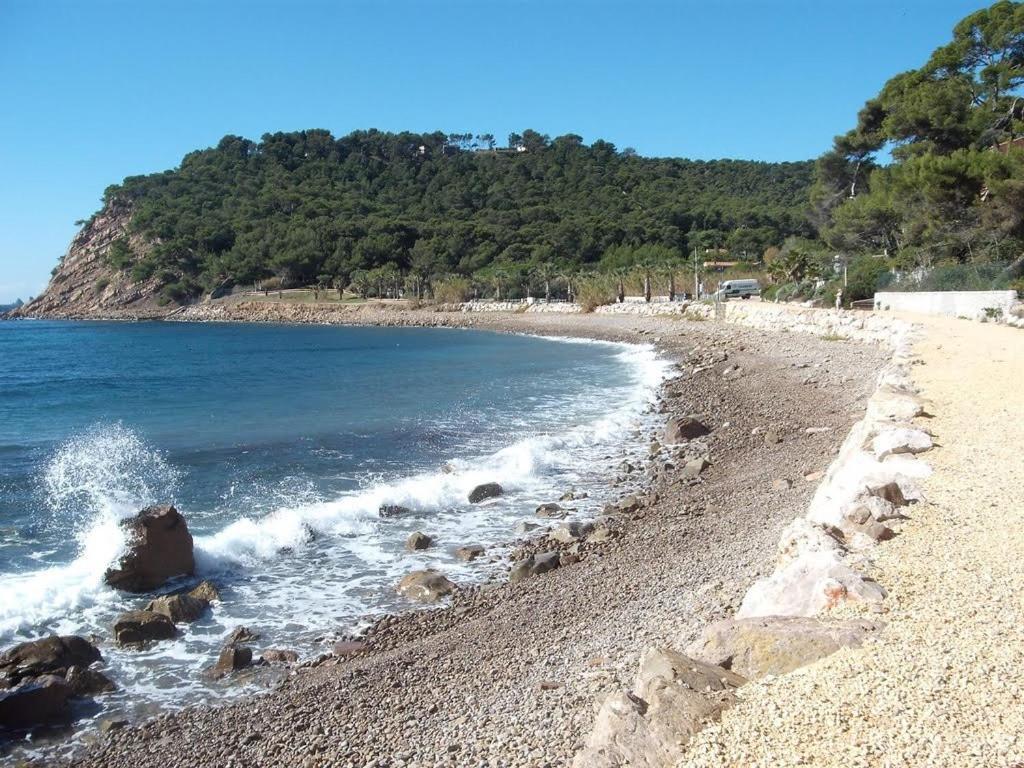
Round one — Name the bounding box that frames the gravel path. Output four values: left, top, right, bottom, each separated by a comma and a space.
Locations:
50, 311, 885, 768
678, 315, 1024, 768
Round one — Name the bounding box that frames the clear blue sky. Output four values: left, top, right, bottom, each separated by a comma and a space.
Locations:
0, 0, 986, 303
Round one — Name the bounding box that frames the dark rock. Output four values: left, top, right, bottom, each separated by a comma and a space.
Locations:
260, 649, 299, 664
468, 483, 503, 504
549, 522, 594, 545
663, 417, 710, 444
100, 718, 129, 733
455, 544, 485, 562
0, 674, 71, 728
211, 646, 253, 677
144, 593, 209, 623
225, 627, 260, 646
379, 504, 413, 518
0, 635, 101, 685
405, 531, 433, 551
113, 610, 178, 646
509, 552, 561, 583
535, 502, 566, 518
64, 665, 116, 697
396, 570, 456, 603
104, 505, 195, 592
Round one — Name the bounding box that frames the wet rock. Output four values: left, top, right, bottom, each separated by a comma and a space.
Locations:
405, 531, 433, 551
0, 675, 71, 728
64, 665, 116, 697
260, 649, 299, 664
100, 718, 129, 733
379, 504, 413, 518
663, 416, 711, 444
509, 552, 561, 583
535, 502, 566, 518
145, 593, 209, 623
396, 570, 456, 603
188, 580, 221, 603
687, 616, 880, 680
225, 627, 260, 646
114, 610, 178, 646
515, 521, 541, 534
104, 505, 195, 593
468, 483, 503, 503
0, 635, 102, 685
210, 646, 253, 678
455, 544, 485, 562
559, 489, 587, 502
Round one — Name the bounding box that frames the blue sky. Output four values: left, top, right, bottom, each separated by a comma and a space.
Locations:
0, 0, 985, 303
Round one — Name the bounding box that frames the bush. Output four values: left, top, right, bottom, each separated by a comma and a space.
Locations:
576, 277, 617, 312
94, 277, 110, 294
432, 276, 472, 303
105, 238, 135, 270
842, 256, 893, 305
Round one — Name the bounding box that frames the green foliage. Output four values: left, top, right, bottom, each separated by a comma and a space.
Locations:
843, 255, 894, 304
432, 276, 473, 303
815, 1, 1024, 270
93, 129, 814, 303
105, 238, 135, 270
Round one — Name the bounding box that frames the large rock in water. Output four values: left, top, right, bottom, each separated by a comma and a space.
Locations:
113, 610, 178, 646
468, 483, 503, 503
686, 616, 880, 680
145, 593, 209, 623
0, 635, 102, 685
104, 505, 194, 592
396, 570, 456, 603
662, 416, 710, 444
0, 675, 72, 728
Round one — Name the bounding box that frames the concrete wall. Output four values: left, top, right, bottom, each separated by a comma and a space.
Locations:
874, 290, 1018, 320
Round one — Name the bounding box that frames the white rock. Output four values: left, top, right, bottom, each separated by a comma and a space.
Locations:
872, 427, 933, 459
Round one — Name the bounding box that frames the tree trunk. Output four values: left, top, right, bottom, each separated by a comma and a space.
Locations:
545, 279, 550, 302
669, 272, 676, 302
617, 278, 625, 303
644, 273, 651, 303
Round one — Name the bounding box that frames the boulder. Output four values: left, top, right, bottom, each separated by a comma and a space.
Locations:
0, 635, 101, 685
64, 665, 116, 697
210, 646, 253, 678
871, 427, 933, 459
680, 457, 710, 479
113, 610, 178, 646
549, 522, 594, 545
686, 616, 880, 679
104, 505, 195, 592
332, 640, 370, 658
188, 580, 221, 603
468, 483, 503, 503
509, 552, 561, 583
866, 387, 926, 422
455, 544, 485, 562
396, 570, 456, 603
535, 502, 566, 518
225, 626, 260, 646
405, 531, 433, 551
260, 649, 298, 664
145, 593, 209, 623
0, 675, 71, 728
663, 417, 710, 444
379, 504, 413, 518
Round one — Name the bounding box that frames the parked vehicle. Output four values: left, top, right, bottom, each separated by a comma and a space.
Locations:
717, 279, 761, 299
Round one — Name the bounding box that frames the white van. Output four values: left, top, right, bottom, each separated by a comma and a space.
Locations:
718, 279, 761, 299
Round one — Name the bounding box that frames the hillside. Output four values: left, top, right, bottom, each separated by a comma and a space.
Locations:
21, 130, 815, 316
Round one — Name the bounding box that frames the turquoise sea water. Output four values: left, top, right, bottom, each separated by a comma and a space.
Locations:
0, 320, 667, 748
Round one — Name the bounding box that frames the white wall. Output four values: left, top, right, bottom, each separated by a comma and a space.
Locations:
874, 290, 1018, 320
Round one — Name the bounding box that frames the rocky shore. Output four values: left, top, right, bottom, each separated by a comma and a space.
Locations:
5, 302, 892, 768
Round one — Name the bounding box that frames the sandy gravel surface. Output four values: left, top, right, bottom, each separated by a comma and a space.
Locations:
49, 310, 885, 768
678, 315, 1024, 768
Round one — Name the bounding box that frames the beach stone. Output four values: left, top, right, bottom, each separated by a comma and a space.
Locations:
332, 641, 369, 658
515, 521, 541, 534
764, 428, 782, 445
867, 387, 926, 422
0, 635, 101, 685
188, 580, 221, 603
535, 502, 566, 518
509, 552, 561, 583
145, 593, 209, 623
772, 478, 793, 491
100, 718, 129, 733
871, 427, 933, 459
686, 616, 880, 680
210, 645, 253, 677
64, 665, 116, 697
560, 490, 587, 501
615, 495, 642, 514
225, 626, 260, 646
845, 496, 903, 523
455, 544, 485, 562
663, 416, 710, 444
103, 504, 195, 592
586, 525, 615, 544
396, 570, 456, 603
0, 675, 71, 728
113, 610, 178, 646
866, 480, 910, 507
405, 531, 433, 551
468, 483, 503, 503
261, 649, 299, 664
549, 522, 594, 544
681, 457, 710, 479
378, 504, 413, 518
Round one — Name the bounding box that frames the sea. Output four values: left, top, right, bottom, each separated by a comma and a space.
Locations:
0, 319, 670, 755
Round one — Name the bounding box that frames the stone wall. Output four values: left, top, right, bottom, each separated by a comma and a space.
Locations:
874, 290, 1018, 321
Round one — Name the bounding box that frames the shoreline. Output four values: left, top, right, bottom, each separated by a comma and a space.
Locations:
25, 305, 892, 768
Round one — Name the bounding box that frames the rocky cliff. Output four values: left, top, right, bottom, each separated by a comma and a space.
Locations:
14, 203, 170, 319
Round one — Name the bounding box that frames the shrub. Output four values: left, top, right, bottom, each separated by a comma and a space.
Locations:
432, 276, 472, 303
105, 238, 135, 270
576, 277, 617, 312
94, 277, 110, 294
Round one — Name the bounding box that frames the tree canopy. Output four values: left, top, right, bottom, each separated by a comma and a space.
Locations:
96, 129, 814, 301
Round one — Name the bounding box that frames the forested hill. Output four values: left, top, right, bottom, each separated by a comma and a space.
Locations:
47, 129, 814, 306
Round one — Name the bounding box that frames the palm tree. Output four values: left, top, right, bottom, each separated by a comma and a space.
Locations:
531, 261, 557, 302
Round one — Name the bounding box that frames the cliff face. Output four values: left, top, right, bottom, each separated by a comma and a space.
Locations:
15, 202, 170, 319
